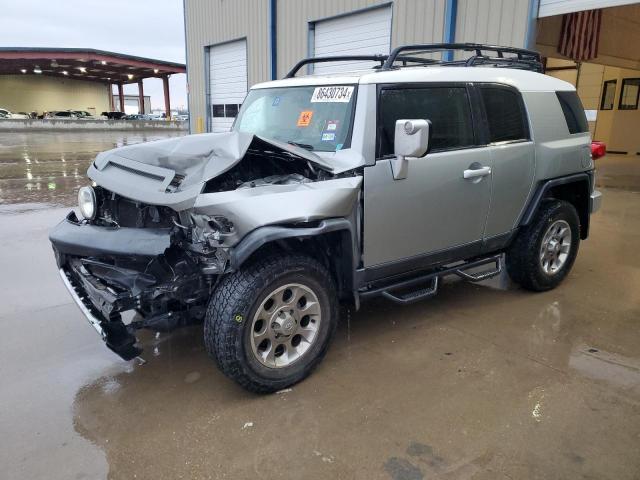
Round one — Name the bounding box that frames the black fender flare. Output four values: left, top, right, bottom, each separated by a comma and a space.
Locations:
229, 218, 358, 296
519, 171, 592, 238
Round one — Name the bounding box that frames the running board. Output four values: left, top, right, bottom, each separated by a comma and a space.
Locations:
360, 255, 501, 305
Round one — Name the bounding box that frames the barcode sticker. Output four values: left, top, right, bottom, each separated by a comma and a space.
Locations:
311, 86, 354, 103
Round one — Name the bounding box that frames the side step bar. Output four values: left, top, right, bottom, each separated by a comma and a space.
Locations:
360, 255, 501, 305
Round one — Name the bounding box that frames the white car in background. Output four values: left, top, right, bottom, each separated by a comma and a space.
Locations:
0, 108, 30, 119
45, 111, 78, 120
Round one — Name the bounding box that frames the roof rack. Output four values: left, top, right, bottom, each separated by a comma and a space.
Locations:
283, 43, 543, 78
285, 55, 388, 78
383, 43, 543, 72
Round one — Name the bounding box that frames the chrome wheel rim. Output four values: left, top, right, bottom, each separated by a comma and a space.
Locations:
250, 283, 322, 369
539, 219, 572, 275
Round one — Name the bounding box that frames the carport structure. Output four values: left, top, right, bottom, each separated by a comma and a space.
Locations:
0, 47, 185, 117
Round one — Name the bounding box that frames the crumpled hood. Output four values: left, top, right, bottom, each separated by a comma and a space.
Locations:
87, 131, 335, 211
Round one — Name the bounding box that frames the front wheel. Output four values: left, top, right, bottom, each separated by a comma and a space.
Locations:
506, 200, 580, 291
204, 254, 338, 393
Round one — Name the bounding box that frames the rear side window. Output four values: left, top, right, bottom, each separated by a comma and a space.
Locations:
480, 87, 528, 143
377, 87, 475, 156
556, 91, 588, 134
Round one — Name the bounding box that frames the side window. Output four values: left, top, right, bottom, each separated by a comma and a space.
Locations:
556, 91, 589, 134
480, 87, 529, 143
377, 87, 475, 157
619, 78, 640, 110
600, 80, 616, 110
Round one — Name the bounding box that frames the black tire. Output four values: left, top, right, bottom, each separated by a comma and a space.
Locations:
506, 200, 580, 292
204, 254, 338, 393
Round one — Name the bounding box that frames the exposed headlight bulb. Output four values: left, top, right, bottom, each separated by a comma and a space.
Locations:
77, 186, 97, 220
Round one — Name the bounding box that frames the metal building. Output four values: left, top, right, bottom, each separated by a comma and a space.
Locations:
184, 0, 531, 133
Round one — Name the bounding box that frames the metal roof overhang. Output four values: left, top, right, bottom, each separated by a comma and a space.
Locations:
0, 47, 186, 84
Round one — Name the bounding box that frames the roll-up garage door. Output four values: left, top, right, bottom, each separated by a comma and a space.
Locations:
313, 6, 392, 75
208, 39, 247, 132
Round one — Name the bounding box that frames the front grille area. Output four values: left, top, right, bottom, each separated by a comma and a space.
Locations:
94, 187, 176, 228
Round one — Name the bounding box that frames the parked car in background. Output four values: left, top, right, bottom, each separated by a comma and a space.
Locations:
45, 111, 79, 120
175, 114, 189, 121
124, 113, 156, 120
73, 110, 97, 120
101, 111, 127, 120
0, 108, 30, 119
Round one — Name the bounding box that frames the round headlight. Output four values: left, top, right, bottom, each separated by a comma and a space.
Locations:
78, 186, 96, 220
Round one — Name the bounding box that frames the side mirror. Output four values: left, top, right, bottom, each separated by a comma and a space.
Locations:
392, 119, 430, 180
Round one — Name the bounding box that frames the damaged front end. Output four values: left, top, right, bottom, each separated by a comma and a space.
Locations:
51, 208, 214, 360
50, 132, 362, 361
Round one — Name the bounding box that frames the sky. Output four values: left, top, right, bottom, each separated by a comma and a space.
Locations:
1, 0, 187, 110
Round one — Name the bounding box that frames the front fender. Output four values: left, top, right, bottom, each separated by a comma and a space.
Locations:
193, 176, 363, 248
229, 218, 355, 270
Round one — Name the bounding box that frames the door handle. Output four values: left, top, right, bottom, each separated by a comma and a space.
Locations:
463, 166, 491, 179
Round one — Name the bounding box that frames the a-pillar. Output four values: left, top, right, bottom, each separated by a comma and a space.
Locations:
117, 83, 125, 112
162, 75, 171, 120
137, 80, 145, 114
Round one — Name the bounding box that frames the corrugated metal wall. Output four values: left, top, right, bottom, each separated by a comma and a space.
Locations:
455, 0, 530, 47
276, 0, 446, 78
184, 0, 269, 132
184, 0, 531, 131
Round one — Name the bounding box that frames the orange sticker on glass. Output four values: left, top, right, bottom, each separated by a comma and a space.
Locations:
297, 110, 313, 127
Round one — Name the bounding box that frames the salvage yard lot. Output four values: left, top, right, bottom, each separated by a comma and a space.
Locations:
1, 132, 639, 479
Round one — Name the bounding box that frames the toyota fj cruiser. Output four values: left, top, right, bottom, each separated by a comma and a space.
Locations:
50, 44, 604, 393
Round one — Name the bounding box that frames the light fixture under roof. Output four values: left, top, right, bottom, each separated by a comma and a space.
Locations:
78, 66, 86, 73
101, 60, 107, 65
20, 69, 27, 74
33, 67, 42, 74
153, 68, 159, 74
127, 74, 134, 79
62, 70, 68, 75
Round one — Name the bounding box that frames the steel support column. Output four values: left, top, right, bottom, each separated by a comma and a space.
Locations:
108, 83, 114, 111
162, 75, 171, 119
117, 83, 125, 112
443, 0, 458, 62
525, 0, 541, 49
137, 80, 145, 114
269, 0, 277, 80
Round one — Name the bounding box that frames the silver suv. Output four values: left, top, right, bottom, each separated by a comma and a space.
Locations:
50, 44, 603, 393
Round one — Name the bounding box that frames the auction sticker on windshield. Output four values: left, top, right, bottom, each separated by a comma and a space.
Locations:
311, 86, 354, 103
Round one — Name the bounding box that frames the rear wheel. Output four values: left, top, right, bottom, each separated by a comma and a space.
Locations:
204, 254, 338, 393
506, 200, 580, 291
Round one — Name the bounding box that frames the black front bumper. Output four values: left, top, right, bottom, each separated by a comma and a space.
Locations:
50, 211, 172, 259
50, 211, 174, 360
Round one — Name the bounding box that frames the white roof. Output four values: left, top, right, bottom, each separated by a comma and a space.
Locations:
253, 66, 575, 93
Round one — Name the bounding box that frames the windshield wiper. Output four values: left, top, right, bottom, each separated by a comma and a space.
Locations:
287, 141, 314, 151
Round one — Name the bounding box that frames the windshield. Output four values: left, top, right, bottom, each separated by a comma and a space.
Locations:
233, 85, 356, 152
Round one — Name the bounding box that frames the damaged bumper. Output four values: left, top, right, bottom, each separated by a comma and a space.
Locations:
50, 211, 210, 361
50, 211, 172, 258
58, 266, 142, 360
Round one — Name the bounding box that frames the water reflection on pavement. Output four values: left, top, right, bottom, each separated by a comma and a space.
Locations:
0, 131, 185, 209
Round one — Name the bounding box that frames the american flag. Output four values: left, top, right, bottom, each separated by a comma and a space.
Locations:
558, 9, 602, 61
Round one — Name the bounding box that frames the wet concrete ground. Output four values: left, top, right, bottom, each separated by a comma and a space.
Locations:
0, 135, 639, 480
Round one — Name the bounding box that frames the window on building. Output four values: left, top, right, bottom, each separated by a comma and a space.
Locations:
212, 104, 240, 118
377, 87, 475, 157
619, 78, 640, 110
480, 87, 529, 143
600, 80, 616, 110
556, 91, 589, 134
